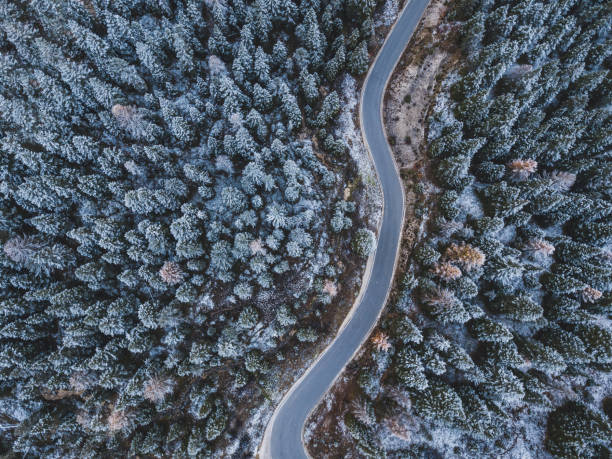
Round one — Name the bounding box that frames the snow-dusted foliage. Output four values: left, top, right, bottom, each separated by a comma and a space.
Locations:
375, 0, 399, 27
314, 0, 612, 457
0, 0, 383, 455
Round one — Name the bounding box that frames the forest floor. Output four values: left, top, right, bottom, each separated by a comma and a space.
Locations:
304, 0, 462, 456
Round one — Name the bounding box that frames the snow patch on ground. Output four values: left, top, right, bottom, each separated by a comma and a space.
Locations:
302, 409, 318, 445
245, 402, 273, 456
428, 71, 460, 141
249, 322, 278, 351
458, 187, 484, 219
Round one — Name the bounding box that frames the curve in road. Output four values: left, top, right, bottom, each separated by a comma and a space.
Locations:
260, 1, 431, 457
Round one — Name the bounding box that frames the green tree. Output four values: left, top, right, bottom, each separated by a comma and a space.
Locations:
546, 401, 611, 458
353, 228, 376, 257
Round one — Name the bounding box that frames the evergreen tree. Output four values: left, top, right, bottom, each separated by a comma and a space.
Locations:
490, 294, 543, 321
413, 380, 465, 423
347, 41, 369, 76
546, 401, 611, 458
353, 228, 376, 258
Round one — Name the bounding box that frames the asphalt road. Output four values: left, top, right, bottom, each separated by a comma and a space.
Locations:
261, 1, 431, 457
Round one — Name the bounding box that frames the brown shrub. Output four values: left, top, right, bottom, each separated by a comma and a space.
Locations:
546, 170, 576, 191
524, 239, 555, 257
159, 261, 184, 285
444, 243, 485, 271
422, 287, 458, 308
3, 235, 43, 263
371, 331, 391, 352
431, 261, 462, 280
582, 286, 602, 303
143, 376, 175, 403
107, 407, 129, 432
508, 158, 537, 179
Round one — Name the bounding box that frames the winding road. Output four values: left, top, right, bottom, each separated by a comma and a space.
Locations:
260, 1, 430, 457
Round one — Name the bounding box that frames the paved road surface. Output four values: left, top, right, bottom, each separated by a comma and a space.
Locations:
261, 1, 431, 457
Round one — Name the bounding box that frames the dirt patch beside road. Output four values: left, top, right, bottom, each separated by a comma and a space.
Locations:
384, 0, 460, 271
384, 0, 450, 170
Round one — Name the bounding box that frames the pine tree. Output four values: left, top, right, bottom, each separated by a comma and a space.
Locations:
490, 294, 543, 321
546, 401, 611, 458
205, 401, 227, 441
469, 318, 513, 343
347, 41, 369, 76
461, 12, 485, 56
571, 222, 612, 245
480, 365, 525, 404
435, 155, 472, 190
413, 380, 465, 423
353, 228, 376, 258
299, 69, 320, 104
570, 323, 612, 364
344, 413, 385, 458
515, 337, 566, 375
480, 341, 524, 368
395, 347, 428, 390
316, 91, 341, 127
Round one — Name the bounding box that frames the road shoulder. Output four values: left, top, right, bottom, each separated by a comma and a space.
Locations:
303, 1, 453, 455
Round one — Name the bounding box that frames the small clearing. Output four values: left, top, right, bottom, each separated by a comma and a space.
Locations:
384, 0, 449, 169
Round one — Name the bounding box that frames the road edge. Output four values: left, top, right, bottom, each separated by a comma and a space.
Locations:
298, 0, 432, 452
258, 0, 430, 456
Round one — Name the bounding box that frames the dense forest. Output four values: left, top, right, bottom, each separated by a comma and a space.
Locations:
311, 0, 612, 457
0, 0, 382, 455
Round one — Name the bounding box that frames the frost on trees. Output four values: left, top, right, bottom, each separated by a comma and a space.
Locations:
0, 0, 382, 455
324, 0, 612, 457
